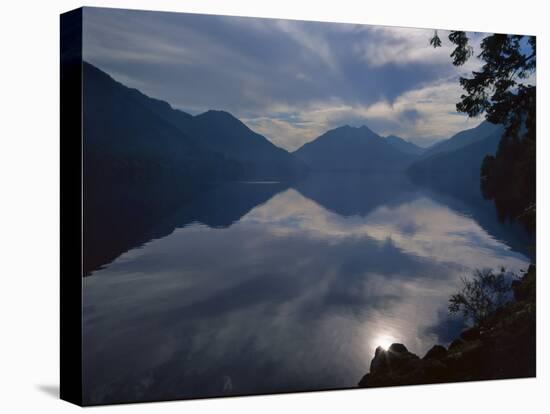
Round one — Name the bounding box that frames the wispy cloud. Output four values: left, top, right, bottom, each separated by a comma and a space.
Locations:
354, 26, 484, 74
354, 27, 454, 67
82, 7, 504, 150
243, 79, 483, 150
274, 20, 340, 73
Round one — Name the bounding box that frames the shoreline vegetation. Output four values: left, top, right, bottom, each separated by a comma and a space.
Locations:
358, 265, 536, 388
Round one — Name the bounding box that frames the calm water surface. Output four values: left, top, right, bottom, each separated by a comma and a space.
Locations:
83, 173, 530, 404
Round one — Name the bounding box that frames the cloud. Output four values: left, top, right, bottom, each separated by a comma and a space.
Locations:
83, 185, 529, 402
82, 7, 501, 150
242, 79, 484, 149
354, 26, 454, 67
242, 116, 318, 152
274, 20, 340, 73
355, 26, 483, 74
357, 79, 485, 144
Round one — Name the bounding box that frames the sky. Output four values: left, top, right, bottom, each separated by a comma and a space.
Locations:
83, 7, 490, 151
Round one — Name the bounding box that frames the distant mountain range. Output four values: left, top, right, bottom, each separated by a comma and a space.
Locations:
84, 62, 234, 181
420, 121, 503, 159
83, 62, 305, 181
385, 135, 425, 156
408, 121, 505, 189
293, 125, 419, 172
291, 121, 504, 176
83, 61, 504, 182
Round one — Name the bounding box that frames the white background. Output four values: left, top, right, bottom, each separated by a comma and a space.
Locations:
0, 0, 547, 412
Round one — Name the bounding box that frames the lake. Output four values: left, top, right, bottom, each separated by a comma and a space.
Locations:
82, 172, 531, 404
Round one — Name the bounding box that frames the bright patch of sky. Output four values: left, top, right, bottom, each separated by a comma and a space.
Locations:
82, 7, 533, 150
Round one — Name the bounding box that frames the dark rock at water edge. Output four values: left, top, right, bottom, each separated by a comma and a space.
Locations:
358, 266, 536, 388
358, 343, 447, 388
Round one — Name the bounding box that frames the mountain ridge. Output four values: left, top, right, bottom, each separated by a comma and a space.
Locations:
385, 135, 425, 156
421, 121, 503, 159
409, 129, 503, 183
293, 125, 419, 172
83, 62, 306, 180
83, 61, 503, 179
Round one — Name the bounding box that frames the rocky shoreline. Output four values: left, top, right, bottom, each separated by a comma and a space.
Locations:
358, 266, 536, 388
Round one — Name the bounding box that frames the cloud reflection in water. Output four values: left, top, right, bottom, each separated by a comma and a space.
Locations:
83, 181, 529, 404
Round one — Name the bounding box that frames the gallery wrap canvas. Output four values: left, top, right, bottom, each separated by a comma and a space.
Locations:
60, 6, 537, 406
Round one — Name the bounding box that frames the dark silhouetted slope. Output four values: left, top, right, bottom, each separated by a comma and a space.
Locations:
422, 121, 503, 159
111, 75, 305, 180
192, 110, 307, 179
83, 62, 240, 181
293, 125, 418, 172
386, 135, 425, 156
409, 127, 504, 188
84, 62, 305, 181
82, 62, 303, 274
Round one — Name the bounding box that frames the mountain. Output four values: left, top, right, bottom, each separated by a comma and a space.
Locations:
83, 62, 305, 181
385, 135, 425, 156
422, 121, 503, 159
83, 62, 306, 273
83, 62, 241, 181
293, 125, 419, 172
190, 110, 306, 179
408, 128, 504, 189
106, 67, 305, 180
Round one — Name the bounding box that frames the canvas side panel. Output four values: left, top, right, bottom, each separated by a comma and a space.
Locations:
60, 7, 83, 406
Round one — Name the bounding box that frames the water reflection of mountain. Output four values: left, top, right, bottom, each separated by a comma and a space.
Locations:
85, 171, 532, 277
83, 171, 531, 404
293, 172, 533, 260
418, 181, 533, 260
84, 178, 289, 275
293, 172, 420, 217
